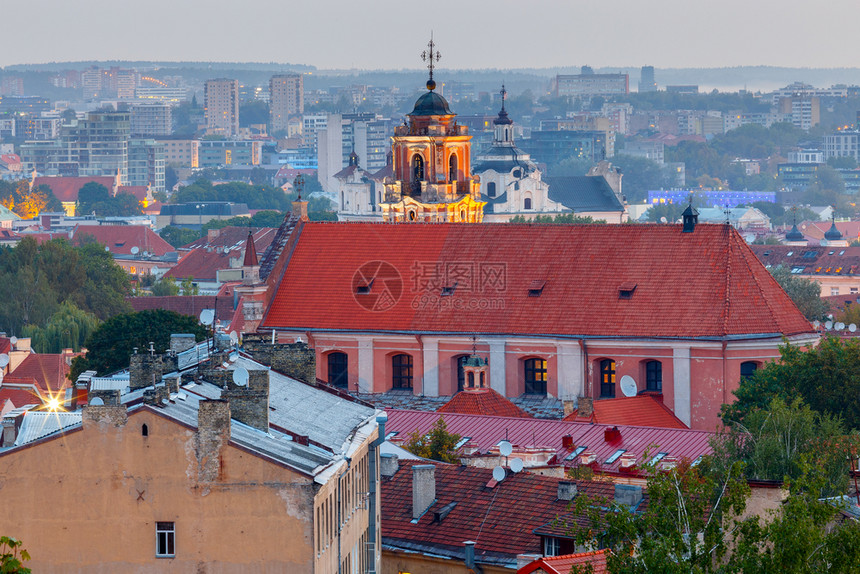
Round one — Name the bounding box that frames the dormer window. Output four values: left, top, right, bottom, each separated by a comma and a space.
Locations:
619, 283, 637, 299
441, 282, 457, 296
528, 279, 546, 297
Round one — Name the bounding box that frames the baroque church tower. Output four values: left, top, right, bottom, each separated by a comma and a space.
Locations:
380, 38, 486, 223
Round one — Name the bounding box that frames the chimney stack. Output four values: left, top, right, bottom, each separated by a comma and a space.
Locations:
221, 369, 270, 432
557, 480, 578, 501
614, 484, 643, 507
129, 346, 163, 391
464, 541, 477, 572
380, 453, 400, 477
578, 396, 593, 418
562, 400, 575, 417
412, 464, 436, 519
196, 399, 231, 483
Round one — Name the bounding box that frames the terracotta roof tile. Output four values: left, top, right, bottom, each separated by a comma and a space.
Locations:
72, 225, 173, 256
33, 176, 115, 203
127, 296, 235, 320
438, 388, 530, 418
169, 227, 276, 282
0, 385, 43, 411
382, 460, 621, 562
8, 354, 72, 393
564, 395, 688, 429
262, 223, 813, 339
518, 549, 609, 574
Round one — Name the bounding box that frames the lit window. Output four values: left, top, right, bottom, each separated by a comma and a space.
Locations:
524, 358, 547, 395
156, 522, 175, 557
600, 359, 616, 397
392, 354, 413, 389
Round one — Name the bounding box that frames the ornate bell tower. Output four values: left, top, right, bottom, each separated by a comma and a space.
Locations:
380, 37, 485, 223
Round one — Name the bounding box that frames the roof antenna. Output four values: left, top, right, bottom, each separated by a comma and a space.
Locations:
724, 203, 731, 225
293, 173, 304, 202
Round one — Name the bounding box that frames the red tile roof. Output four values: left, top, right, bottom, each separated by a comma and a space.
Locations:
385, 409, 713, 477
262, 223, 813, 339
564, 395, 688, 429
71, 225, 173, 256
0, 385, 43, 411
8, 354, 72, 393
0, 337, 11, 356
33, 176, 116, 202
127, 295, 236, 320
751, 245, 860, 278
382, 459, 618, 563
518, 550, 609, 574
168, 227, 276, 282
438, 388, 530, 418
242, 231, 258, 266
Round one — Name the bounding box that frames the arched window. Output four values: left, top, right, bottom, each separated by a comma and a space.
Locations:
392, 354, 413, 389
487, 182, 497, 198
480, 372, 485, 387
467, 372, 475, 388
456, 355, 468, 392
524, 197, 533, 210
327, 351, 348, 389
449, 154, 458, 181
645, 360, 662, 392
141, 424, 148, 437
740, 361, 758, 380
524, 358, 547, 395
412, 154, 424, 182
600, 359, 616, 398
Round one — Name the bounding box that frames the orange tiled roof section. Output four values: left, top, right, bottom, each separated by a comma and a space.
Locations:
381, 460, 620, 559
73, 225, 173, 256
517, 550, 609, 574
564, 395, 688, 429
34, 176, 115, 202
8, 354, 72, 393
438, 388, 531, 418
262, 223, 813, 339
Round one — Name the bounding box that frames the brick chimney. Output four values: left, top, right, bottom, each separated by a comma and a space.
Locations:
578, 396, 593, 418
380, 453, 400, 477
562, 400, 575, 417
557, 480, 578, 501
129, 343, 163, 391
412, 464, 436, 519
221, 369, 269, 432
196, 399, 231, 483
292, 198, 309, 221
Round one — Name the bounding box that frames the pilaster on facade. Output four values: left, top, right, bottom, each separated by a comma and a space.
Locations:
672, 346, 692, 427
357, 339, 374, 394
421, 339, 440, 397
555, 342, 583, 401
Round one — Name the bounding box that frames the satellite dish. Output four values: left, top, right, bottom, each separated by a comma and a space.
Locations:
851, 324, 857, 333
660, 216, 668, 224
620, 375, 637, 397
9, 336, 16, 346
90, 397, 105, 406
510, 458, 524, 473
229, 331, 238, 344
0, 354, 9, 368
836, 322, 845, 330
104, 245, 110, 252
199, 309, 215, 326
499, 440, 513, 457
813, 320, 820, 329
825, 320, 833, 330
492, 466, 506, 482
131, 246, 139, 255
232, 367, 249, 387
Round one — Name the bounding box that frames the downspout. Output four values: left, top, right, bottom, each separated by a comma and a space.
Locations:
367, 412, 387, 574
580, 339, 591, 397
722, 340, 728, 406
336, 456, 352, 574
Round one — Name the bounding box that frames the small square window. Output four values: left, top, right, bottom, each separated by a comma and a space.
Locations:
441, 283, 457, 296
156, 522, 175, 557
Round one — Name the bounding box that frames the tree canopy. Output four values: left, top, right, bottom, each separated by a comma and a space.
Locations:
721, 337, 860, 430
402, 417, 462, 463
69, 309, 209, 380
0, 237, 131, 336
76, 182, 141, 217
0, 180, 62, 219
769, 265, 829, 321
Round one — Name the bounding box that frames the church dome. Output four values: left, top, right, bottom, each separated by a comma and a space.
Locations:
410, 90, 452, 116
785, 224, 804, 242
825, 220, 843, 241
493, 107, 513, 126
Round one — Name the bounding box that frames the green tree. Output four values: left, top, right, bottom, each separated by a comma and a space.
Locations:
711, 397, 855, 497
69, 309, 209, 380
150, 277, 180, 296
610, 154, 673, 203
721, 336, 860, 430
566, 458, 750, 573
179, 277, 199, 296
0, 536, 31, 573
827, 155, 858, 170
769, 265, 829, 321
76, 182, 142, 217
402, 417, 462, 463
645, 202, 684, 223
159, 225, 201, 248
21, 301, 100, 353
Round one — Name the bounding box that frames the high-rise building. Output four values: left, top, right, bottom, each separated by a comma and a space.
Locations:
269, 74, 304, 134
128, 139, 165, 191
554, 70, 629, 99
130, 102, 173, 136
61, 111, 131, 180
639, 65, 657, 93
204, 79, 239, 137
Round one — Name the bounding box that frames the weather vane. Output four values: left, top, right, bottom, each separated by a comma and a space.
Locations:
421, 34, 441, 90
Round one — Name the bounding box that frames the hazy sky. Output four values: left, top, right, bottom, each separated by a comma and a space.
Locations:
2, 0, 860, 70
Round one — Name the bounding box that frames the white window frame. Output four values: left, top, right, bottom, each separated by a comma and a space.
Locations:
156, 522, 175, 558
544, 536, 561, 556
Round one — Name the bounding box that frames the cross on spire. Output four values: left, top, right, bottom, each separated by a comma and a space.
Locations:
293, 174, 305, 201
500, 84, 507, 111
421, 34, 441, 90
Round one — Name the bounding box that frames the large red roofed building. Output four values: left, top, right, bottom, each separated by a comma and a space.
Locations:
255, 216, 815, 430
32, 175, 118, 216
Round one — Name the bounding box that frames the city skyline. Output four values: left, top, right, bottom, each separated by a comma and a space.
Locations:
3, 0, 860, 70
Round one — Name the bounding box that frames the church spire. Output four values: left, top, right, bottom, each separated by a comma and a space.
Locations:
421, 34, 441, 91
